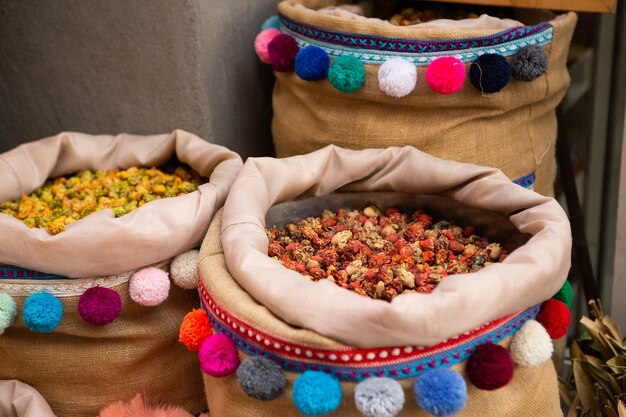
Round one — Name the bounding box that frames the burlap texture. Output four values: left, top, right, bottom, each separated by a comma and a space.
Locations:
0, 263, 206, 417
272, 1, 577, 197
199, 211, 561, 417
0, 130, 242, 278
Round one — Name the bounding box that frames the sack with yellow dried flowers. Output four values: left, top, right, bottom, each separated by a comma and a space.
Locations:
0, 130, 242, 417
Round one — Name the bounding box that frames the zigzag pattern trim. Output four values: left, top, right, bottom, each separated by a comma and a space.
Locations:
279, 14, 553, 65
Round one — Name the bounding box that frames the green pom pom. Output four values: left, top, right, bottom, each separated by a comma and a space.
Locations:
553, 280, 573, 308
328, 55, 366, 93
0, 292, 18, 334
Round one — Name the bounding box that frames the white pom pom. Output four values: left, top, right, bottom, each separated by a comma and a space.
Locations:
170, 249, 199, 289
509, 319, 554, 367
378, 58, 417, 98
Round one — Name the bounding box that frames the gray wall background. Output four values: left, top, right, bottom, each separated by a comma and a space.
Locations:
0, 0, 279, 158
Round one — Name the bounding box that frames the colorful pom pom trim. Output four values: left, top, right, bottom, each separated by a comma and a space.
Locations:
0, 261, 172, 333
199, 279, 560, 415
256, 15, 554, 97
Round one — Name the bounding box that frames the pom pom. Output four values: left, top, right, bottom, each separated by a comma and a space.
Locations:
129, 267, 170, 307
466, 343, 514, 390
510, 45, 548, 81
425, 57, 466, 95
552, 279, 573, 308
100, 393, 195, 417
0, 293, 17, 334
237, 356, 286, 401
255, 28, 281, 64
413, 369, 467, 417
268, 34, 299, 72
292, 371, 342, 416
377, 57, 417, 98
469, 54, 511, 94
170, 249, 199, 289
509, 319, 554, 367
179, 309, 212, 351
198, 333, 240, 377
295, 46, 330, 81
22, 292, 63, 333
536, 299, 571, 339
328, 55, 366, 93
261, 15, 280, 31
355, 377, 405, 417
77, 286, 122, 326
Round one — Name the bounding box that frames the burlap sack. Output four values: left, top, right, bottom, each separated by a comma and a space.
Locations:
270, 0, 577, 196
199, 210, 561, 417
0, 130, 242, 278
0, 380, 56, 417
0, 261, 205, 417
220, 146, 571, 347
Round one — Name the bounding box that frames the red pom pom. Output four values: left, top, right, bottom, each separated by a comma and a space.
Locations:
425, 57, 466, 95
268, 34, 299, 72
179, 309, 213, 351
536, 299, 571, 339
466, 343, 514, 390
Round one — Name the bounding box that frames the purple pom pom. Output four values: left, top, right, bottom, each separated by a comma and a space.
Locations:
78, 286, 122, 326
268, 34, 299, 72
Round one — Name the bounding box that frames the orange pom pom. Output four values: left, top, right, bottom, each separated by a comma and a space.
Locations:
179, 309, 212, 351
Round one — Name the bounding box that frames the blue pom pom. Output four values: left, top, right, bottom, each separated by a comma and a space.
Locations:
355, 377, 405, 417
23, 292, 63, 333
292, 371, 342, 416
413, 369, 467, 417
262, 15, 281, 31
469, 54, 511, 94
295, 46, 330, 81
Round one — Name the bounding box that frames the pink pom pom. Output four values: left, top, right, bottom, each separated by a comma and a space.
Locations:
268, 34, 299, 72
255, 28, 281, 64
129, 267, 170, 307
425, 57, 466, 95
199, 333, 240, 377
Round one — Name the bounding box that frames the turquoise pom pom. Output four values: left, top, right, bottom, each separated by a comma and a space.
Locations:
262, 15, 281, 31
292, 371, 342, 416
553, 280, 573, 308
413, 369, 467, 417
0, 293, 17, 334
23, 292, 63, 333
328, 55, 366, 93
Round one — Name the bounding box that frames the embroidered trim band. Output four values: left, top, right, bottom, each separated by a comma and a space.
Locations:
279, 14, 553, 65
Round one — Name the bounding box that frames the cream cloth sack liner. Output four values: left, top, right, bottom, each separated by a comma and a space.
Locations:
221, 145, 572, 348
313, 3, 525, 30
0, 380, 56, 417
0, 130, 242, 278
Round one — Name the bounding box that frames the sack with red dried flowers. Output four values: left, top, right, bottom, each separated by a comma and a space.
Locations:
192, 146, 572, 416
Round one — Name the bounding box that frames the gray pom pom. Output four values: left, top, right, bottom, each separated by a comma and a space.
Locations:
511, 45, 548, 81
236, 356, 286, 401
355, 377, 405, 417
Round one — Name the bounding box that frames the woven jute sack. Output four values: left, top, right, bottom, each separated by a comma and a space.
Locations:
199, 212, 561, 417
0, 262, 206, 417
268, 0, 577, 196
196, 146, 571, 416
0, 130, 243, 416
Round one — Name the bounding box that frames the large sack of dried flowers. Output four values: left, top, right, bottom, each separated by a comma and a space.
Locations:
0, 130, 242, 417
256, 0, 576, 196
194, 146, 572, 416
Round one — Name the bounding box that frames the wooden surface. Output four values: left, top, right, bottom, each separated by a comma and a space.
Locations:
423, 0, 616, 13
